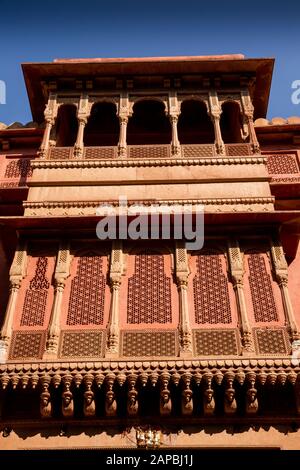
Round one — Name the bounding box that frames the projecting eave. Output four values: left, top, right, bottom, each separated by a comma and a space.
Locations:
22, 56, 274, 123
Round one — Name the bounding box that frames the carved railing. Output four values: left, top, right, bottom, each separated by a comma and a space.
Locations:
265, 152, 300, 182
45, 143, 255, 161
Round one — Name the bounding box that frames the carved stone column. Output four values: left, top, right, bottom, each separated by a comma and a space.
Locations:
118, 92, 130, 157
38, 93, 58, 159
227, 240, 254, 354
241, 90, 260, 154
175, 244, 192, 356
270, 238, 300, 341
44, 243, 71, 357
168, 92, 181, 156
0, 242, 27, 362
208, 91, 225, 155
74, 94, 90, 158
106, 242, 123, 356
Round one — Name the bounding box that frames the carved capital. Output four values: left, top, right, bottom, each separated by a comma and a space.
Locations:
276, 272, 288, 287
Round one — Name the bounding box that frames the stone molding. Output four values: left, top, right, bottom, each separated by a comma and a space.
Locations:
32, 155, 266, 169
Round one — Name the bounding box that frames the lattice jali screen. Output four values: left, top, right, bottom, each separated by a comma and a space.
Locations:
266, 153, 299, 174
84, 146, 117, 159
59, 331, 104, 357
4, 159, 33, 178
122, 331, 177, 357
48, 147, 72, 160
128, 145, 170, 159
253, 328, 290, 355
248, 254, 278, 322
225, 144, 251, 156
182, 144, 215, 158
9, 331, 45, 359
193, 252, 232, 324
67, 255, 106, 325
21, 257, 50, 327
127, 253, 172, 324
193, 329, 239, 356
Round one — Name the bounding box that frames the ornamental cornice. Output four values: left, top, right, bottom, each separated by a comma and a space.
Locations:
0, 357, 299, 380
31, 156, 266, 170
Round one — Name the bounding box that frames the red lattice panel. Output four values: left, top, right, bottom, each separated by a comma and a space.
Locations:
128, 145, 170, 159
225, 144, 251, 156
84, 146, 116, 159
59, 330, 104, 357
4, 159, 33, 178
9, 331, 45, 359
127, 253, 172, 324
253, 328, 289, 355
193, 252, 232, 324
182, 144, 215, 158
67, 255, 106, 325
193, 329, 239, 355
21, 257, 50, 327
49, 147, 72, 160
122, 330, 177, 356
248, 254, 278, 322
266, 154, 299, 175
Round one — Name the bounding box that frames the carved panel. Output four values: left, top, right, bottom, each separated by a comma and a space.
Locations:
59, 330, 104, 357
193, 252, 232, 324
84, 146, 117, 159
248, 254, 278, 322
21, 257, 50, 327
193, 329, 239, 355
9, 331, 45, 359
127, 253, 172, 324
266, 153, 299, 174
67, 255, 106, 325
128, 145, 170, 159
4, 159, 33, 178
253, 328, 289, 355
122, 331, 177, 357
225, 144, 251, 156
182, 144, 215, 158
49, 147, 72, 160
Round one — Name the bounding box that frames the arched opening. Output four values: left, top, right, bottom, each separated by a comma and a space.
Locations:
55, 104, 78, 147
178, 100, 214, 144
84, 102, 119, 146
220, 101, 243, 143
127, 100, 171, 145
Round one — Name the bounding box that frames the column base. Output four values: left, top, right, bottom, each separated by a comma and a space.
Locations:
0, 339, 9, 364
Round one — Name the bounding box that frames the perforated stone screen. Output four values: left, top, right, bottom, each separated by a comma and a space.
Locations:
59, 330, 104, 357
193, 329, 239, 356
122, 331, 177, 357
9, 331, 45, 359
253, 328, 289, 355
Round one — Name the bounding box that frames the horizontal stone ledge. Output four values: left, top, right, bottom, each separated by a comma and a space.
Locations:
31, 156, 267, 169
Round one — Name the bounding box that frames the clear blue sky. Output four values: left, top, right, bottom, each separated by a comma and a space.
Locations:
0, 0, 300, 124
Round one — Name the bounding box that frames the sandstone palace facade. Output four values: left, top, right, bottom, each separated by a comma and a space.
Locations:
0, 54, 300, 449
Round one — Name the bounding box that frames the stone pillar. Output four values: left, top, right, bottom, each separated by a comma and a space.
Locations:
175, 243, 192, 356
208, 91, 225, 155
0, 242, 27, 362
106, 242, 123, 356
227, 240, 254, 354
118, 92, 130, 157
270, 238, 300, 342
44, 242, 71, 357
74, 94, 90, 158
241, 89, 260, 154
38, 93, 58, 159
168, 92, 181, 156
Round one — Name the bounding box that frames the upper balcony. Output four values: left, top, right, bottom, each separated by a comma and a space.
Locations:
38, 94, 259, 162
